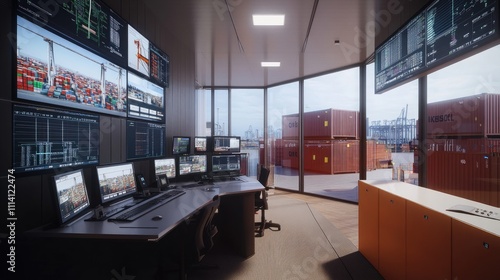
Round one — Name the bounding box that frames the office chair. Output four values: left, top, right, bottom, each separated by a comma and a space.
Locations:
255, 165, 281, 237
177, 195, 221, 279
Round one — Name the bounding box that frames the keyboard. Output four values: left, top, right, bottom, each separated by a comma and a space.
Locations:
108, 189, 185, 222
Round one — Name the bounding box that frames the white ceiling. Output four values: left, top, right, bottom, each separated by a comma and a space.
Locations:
145, 0, 377, 87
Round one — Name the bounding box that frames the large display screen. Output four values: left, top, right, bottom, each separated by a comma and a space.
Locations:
128, 24, 150, 77
127, 71, 165, 121
12, 104, 100, 173
150, 42, 170, 87
375, 0, 499, 93
16, 16, 127, 117
126, 120, 166, 160
17, 0, 128, 66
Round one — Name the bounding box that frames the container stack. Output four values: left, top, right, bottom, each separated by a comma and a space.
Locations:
275, 108, 391, 174
426, 93, 500, 207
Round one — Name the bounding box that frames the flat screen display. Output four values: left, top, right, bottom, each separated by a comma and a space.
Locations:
53, 169, 91, 224
154, 158, 176, 179
150, 42, 169, 87
172, 137, 191, 155
127, 71, 165, 121
126, 120, 166, 160
128, 24, 150, 77
96, 162, 137, 204
12, 104, 100, 173
178, 155, 207, 176
16, 16, 127, 117
375, 0, 499, 93
17, 0, 128, 66
194, 137, 208, 153
212, 154, 241, 173
213, 136, 241, 153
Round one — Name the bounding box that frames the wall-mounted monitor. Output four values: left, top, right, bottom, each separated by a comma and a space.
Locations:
172, 136, 191, 155
53, 169, 91, 225
128, 24, 150, 77
127, 71, 165, 121
126, 120, 166, 160
149, 42, 170, 88
194, 136, 209, 153
178, 155, 207, 176
213, 136, 241, 154
212, 154, 241, 175
375, 0, 499, 94
17, 0, 128, 66
12, 104, 100, 173
96, 162, 137, 204
154, 158, 176, 179
16, 16, 127, 117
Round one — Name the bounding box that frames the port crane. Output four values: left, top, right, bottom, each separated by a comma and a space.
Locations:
134, 39, 149, 73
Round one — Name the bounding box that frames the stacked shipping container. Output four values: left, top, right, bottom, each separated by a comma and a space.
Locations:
426, 93, 500, 207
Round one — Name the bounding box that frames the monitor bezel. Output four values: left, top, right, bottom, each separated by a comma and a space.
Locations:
96, 162, 137, 205
52, 169, 91, 225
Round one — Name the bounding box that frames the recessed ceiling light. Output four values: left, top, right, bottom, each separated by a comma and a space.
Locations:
261, 62, 281, 67
253, 15, 285, 26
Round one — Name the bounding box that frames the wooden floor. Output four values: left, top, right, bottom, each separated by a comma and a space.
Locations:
272, 188, 359, 248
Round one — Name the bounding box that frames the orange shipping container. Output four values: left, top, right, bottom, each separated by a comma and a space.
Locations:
304, 109, 359, 139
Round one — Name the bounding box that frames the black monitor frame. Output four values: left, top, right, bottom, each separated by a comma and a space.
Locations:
172, 136, 191, 155
52, 169, 91, 225
212, 136, 241, 154
96, 162, 137, 205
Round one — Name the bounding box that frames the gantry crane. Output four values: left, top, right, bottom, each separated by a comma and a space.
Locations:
134, 39, 149, 73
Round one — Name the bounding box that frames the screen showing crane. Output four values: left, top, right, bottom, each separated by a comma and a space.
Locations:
16, 16, 127, 117
127, 24, 150, 77
17, 0, 128, 66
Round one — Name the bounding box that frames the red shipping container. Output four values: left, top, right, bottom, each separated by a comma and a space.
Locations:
282, 113, 299, 139
281, 139, 299, 169
427, 93, 500, 137
304, 108, 358, 139
426, 138, 500, 154
304, 140, 359, 174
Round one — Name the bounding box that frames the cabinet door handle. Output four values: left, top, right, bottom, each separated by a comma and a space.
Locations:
423, 215, 429, 220
483, 242, 490, 249
389, 199, 394, 204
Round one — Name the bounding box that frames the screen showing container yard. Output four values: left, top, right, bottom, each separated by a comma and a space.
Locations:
375, 0, 498, 93
12, 105, 100, 173
127, 71, 165, 121
97, 162, 137, 204
16, 16, 127, 117
53, 169, 91, 224
126, 120, 166, 160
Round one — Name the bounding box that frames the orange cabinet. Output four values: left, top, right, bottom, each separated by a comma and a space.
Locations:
358, 181, 379, 268
452, 219, 500, 280
379, 190, 406, 280
406, 201, 451, 280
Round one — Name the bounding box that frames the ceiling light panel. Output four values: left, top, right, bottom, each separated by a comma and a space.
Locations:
253, 15, 285, 26
261, 62, 281, 67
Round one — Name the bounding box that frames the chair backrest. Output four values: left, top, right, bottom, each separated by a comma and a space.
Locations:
194, 195, 220, 261
258, 165, 270, 187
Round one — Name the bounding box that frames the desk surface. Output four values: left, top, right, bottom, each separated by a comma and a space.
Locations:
30, 176, 263, 241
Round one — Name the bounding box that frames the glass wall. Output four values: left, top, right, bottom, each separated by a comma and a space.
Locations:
366, 63, 419, 184
267, 82, 299, 191
195, 88, 212, 136
426, 45, 500, 207
303, 68, 360, 201
230, 89, 264, 177
214, 89, 229, 136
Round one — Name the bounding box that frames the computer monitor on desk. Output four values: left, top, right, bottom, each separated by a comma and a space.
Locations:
212, 154, 241, 178
178, 154, 207, 176
53, 169, 91, 225
154, 158, 176, 189
96, 162, 138, 205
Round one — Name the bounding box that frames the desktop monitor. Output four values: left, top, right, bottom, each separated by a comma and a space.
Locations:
154, 158, 176, 179
194, 136, 209, 153
53, 169, 91, 225
178, 155, 207, 176
212, 154, 241, 176
96, 162, 137, 204
172, 136, 190, 155
213, 136, 241, 153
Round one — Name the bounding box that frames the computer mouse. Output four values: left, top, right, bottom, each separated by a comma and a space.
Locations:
152, 215, 162, 221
